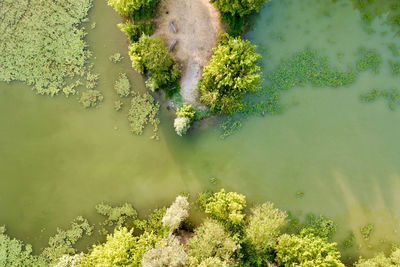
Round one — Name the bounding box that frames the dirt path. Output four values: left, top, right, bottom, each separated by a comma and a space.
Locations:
153, 0, 221, 105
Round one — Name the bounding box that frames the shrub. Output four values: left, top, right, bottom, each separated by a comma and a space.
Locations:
130, 35, 180, 92
119, 21, 154, 43
199, 35, 261, 114
107, 0, 160, 19
141, 236, 187, 267
176, 104, 196, 122
355, 248, 400, 266
174, 117, 191, 136
210, 0, 269, 17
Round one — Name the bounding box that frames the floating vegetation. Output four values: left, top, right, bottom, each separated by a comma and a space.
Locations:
390, 60, 400, 75
360, 223, 374, 241
79, 90, 104, 108
109, 53, 123, 63
356, 47, 381, 73
220, 117, 242, 139
388, 43, 399, 56
91, 22, 96, 29
114, 73, 131, 97
114, 100, 123, 111
296, 191, 304, 198
128, 92, 160, 139
95, 203, 137, 235
360, 88, 400, 110
0, 0, 93, 96
341, 231, 355, 249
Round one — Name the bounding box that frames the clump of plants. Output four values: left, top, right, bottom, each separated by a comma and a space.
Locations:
130, 35, 180, 93
114, 100, 123, 111
119, 21, 154, 43
390, 60, 400, 75
360, 223, 374, 241
128, 91, 160, 139
0, 0, 94, 97
114, 73, 131, 97
109, 53, 123, 63
79, 90, 104, 108
360, 88, 400, 110
356, 47, 382, 73
199, 34, 261, 114
174, 104, 196, 136
107, 0, 160, 20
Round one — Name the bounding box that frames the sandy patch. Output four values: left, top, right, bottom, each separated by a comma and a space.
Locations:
153, 0, 222, 105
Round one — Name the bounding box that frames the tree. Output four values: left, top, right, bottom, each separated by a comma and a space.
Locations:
119, 21, 154, 43
275, 233, 344, 267
141, 236, 187, 267
162, 195, 190, 232
355, 248, 400, 267
187, 220, 239, 266
80, 227, 160, 266
210, 0, 269, 17
244, 202, 287, 265
199, 35, 261, 114
204, 189, 246, 229
107, 0, 160, 18
130, 35, 180, 92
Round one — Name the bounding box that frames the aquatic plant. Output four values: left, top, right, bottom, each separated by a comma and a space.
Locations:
114, 100, 124, 111
109, 53, 124, 63
390, 60, 400, 75
114, 73, 131, 97
79, 90, 104, 108
96, 203, 138, 234
119, 21, 154, 43
360, 223, 374, 241
360, 88, 400, 110
301, 214, 336, 241
356, 47, 382, 73
0, 0, 93, 96
220, 117, 243, 139
128, 91, 160, 139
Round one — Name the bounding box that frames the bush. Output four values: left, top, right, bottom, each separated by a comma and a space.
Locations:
130, 35, 180, 92
119, 21, 154, 43
176, 104, 196, 122
355, 248, 400, 267
141, 236, 187, 267
174, 117, 191, 136
199, 35, 261, 114
210, 0, 269, 17
107, 0, 160, 19
162, 195, 190, 232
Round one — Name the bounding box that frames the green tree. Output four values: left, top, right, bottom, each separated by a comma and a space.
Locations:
107, 0, 160, 18
204, 189, 246, 230
210, 0, 269, 17
187, 220, 239, 266
199, 35, 261, 114
275, 233, 344, 267
130, 35, 180, 92
80, 227, 160, 266
355, 248, 400, 267
244, 202, 287, 265
119, 21, 154, 43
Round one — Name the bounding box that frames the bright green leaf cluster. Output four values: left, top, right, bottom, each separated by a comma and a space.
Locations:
210, 0, 270, 17
130, 35, 180, 92
107, 0, 160, 18
199, 35, 261, 114
119, 21, 154, 43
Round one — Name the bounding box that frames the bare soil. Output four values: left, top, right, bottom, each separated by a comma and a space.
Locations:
153, 0, 222, 105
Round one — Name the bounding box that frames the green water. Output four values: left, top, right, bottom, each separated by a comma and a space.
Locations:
1, 0, 400, 261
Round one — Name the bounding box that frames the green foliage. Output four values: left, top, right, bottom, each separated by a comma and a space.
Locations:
41, 216, 93, 264
114, 73, 131, 97
275, 233, 344, 267
119, 21, 154, 43
199, 35, 261, 114
204, 189, 246, 230
109, 53, 123, 63
301, 214, 336, 240
210, 0, 269, 17
128, 91, 160, 139
79, 90, 104, 108
129, 35, 180, 92
54, 253, 84, 267
107, 0, 160, 19
361, 223, 374, 241
355, 248, 400, 266
176, 104, 196, 122
341, 231, 355, 249
114, 100, 123, 111
187, 220, 239, 266
390, 60, 400, 75
0, 0, 93, 96
134, 208, 168, 237
356, 47, 381, 73
96, 203, 138, 234
0, 226, 46, 266
141, 236, 187, 267
80, 227, 160, 266
360, 88, 400, 110
219, 117, 242, 139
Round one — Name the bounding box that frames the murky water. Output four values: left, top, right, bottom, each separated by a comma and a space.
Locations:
1, 0, 400, 262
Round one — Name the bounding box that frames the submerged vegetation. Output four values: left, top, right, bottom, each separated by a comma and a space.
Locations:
360, 88, 400, 110
1, 189, 397, 266
114, 73, 132, 97
0, 0, 97, 97
79, 90, 104, 108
